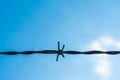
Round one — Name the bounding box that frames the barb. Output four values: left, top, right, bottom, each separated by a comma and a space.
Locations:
0, 41, 120, 61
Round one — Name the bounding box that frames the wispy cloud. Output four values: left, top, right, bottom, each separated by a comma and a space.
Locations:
86, 36, 115, 80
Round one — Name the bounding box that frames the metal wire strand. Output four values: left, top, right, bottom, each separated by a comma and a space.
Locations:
1, 41, 120, 62
0, 50, 120, 55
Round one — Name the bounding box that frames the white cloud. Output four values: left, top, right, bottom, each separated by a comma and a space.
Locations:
87, 40, 105, 51
117, 41, 120, 48
86, 36, 116, 80
98, 36, 116, 46
95, 57, 110, 80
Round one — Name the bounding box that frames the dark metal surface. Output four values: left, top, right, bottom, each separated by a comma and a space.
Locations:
0, 41, 120, 61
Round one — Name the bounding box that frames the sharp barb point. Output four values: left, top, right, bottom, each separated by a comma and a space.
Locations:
1, 42, 120, 62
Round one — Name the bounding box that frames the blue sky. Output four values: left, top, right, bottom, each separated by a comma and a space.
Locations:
0, 0, 120, 80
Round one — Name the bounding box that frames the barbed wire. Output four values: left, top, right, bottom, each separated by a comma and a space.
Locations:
0, 41, 120, 61
0, 50, 120, 55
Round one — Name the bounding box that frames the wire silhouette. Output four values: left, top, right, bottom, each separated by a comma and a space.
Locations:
0, 41, 120, 61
